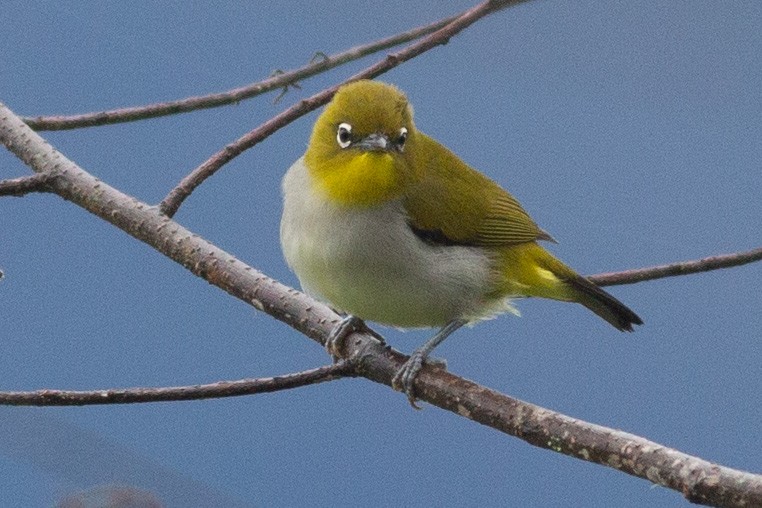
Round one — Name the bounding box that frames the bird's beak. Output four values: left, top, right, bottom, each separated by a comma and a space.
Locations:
355, 133, 390, 152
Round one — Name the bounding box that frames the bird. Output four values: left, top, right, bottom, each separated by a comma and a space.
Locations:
280, 80, 642, 407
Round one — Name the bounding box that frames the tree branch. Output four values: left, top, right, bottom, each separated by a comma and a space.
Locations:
158, 0, 529, 217
21, 16, 457, 131
0, 173, 52, 197
589, 246, 762, 286
2, 100, 760, 507
0, 362, 355, 406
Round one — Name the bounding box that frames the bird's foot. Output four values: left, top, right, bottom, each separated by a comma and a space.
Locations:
392, 352, 446, 409
325, 315, 376, 360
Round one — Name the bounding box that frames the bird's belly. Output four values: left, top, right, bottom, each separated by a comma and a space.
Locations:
281, 183, 496, 327
290, 233, 492, 327
299, 256, 461, 327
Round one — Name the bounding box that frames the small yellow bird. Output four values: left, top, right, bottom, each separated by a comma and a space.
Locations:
281, 80, 642, 405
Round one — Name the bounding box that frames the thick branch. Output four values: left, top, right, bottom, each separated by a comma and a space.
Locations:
21, 16, 456, 131
0, 362, 354, 406
2, 101, 760, 507
590, 246, 762, 286
0, 173, 52, 197
159, 0, 529, 217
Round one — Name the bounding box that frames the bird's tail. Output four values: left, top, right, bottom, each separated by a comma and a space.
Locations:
561, 272, 643, 331
498, 243, 643, 332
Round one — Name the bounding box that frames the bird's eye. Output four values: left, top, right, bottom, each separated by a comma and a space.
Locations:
337, 123, 352, 148
397, 127, 408, 150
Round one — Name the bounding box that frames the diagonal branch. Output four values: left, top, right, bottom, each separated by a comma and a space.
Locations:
589, 246, 762, 286
0, 173, 53, 197
21, 16, 456, 131
1, 100, 760, 507
158, 0, 529, 217
0, 361, 355, 406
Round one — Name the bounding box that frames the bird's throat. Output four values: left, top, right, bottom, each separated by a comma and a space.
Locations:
314, 152, 402, 207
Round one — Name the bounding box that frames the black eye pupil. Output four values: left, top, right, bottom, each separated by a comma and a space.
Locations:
397, 129, 408, 147
339, 128, 350, 143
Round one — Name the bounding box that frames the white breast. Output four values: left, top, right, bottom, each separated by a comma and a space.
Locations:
280, 157, 505, 328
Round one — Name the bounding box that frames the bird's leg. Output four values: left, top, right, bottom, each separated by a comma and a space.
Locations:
325, 315, 386, 360
392, 319, 466, 408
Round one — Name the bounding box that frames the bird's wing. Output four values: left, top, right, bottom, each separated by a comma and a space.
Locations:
474, 192, 554, 245
404, 134, 552, 247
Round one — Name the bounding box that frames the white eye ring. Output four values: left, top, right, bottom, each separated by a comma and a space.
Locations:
397, 127, 408, 150
337, 123, 352, 148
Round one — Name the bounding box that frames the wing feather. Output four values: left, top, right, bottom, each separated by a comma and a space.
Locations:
404, 133, 548, 247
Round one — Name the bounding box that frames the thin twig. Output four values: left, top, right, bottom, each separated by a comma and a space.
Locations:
0, 362, 355, 406
158, 0, 529, 217
2, 100, 761, 507
0, 173, 52, 197
21, 16, 457, 131
589, 246, 762, 286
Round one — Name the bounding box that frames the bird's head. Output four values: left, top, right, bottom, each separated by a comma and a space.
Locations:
305, 80, 418, 207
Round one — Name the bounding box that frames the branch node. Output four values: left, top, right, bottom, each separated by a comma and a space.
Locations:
270, 69, 303, 104
310, 51, 330, 65
0, 173, 53, 197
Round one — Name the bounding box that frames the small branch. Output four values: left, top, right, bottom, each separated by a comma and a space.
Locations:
21, 16, 457, 131
0, 173, 52, 197
590, 246, 762, 286
2, 100, 761, 507
0, 362, 355, 406
158, 0, 528, 217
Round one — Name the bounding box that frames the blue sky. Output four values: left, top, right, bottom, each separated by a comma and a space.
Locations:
1, 2, 760, 506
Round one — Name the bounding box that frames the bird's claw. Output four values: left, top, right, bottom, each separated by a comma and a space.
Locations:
325, 315, 363, 360
392, 353, 448, 409
392, 353, 426, 409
